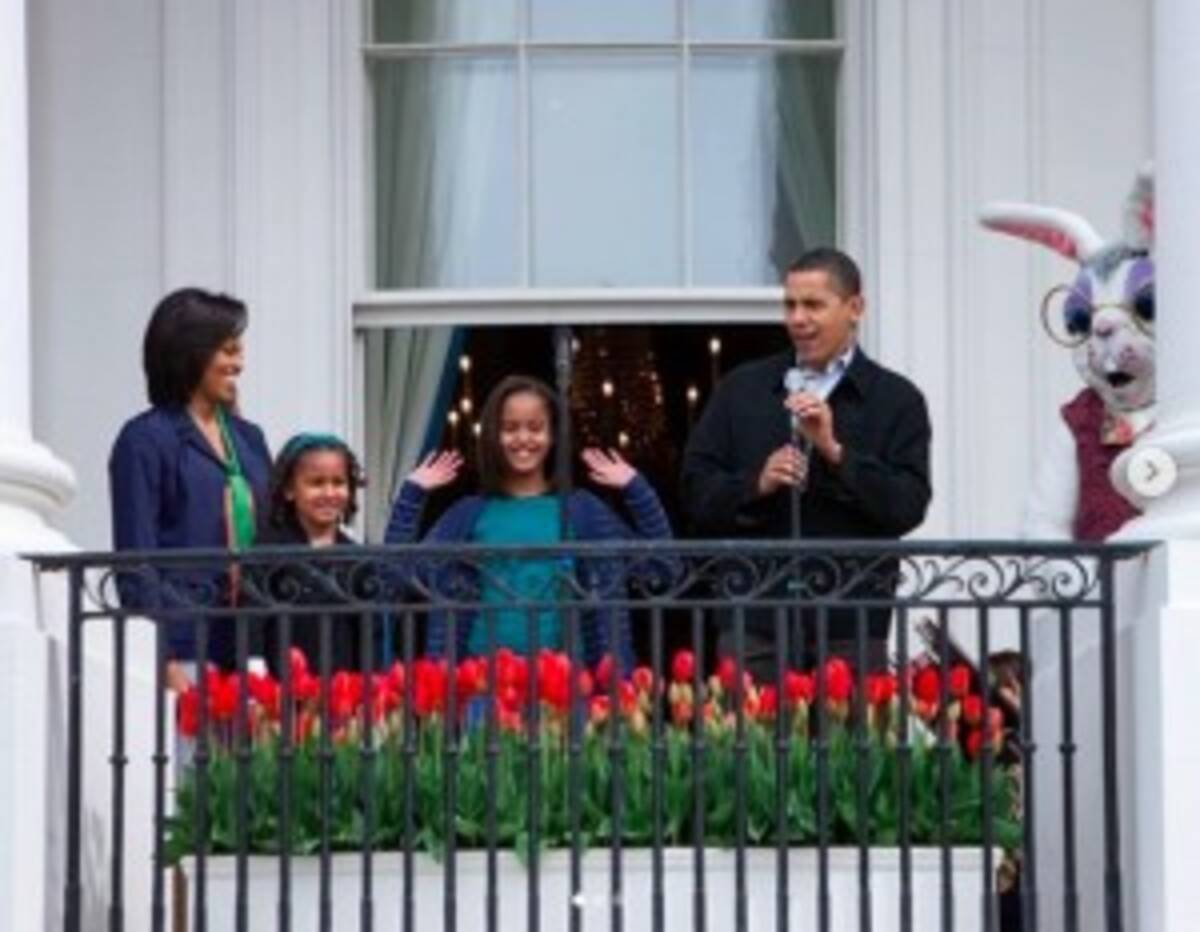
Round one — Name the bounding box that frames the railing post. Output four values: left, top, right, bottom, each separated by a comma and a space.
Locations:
1098, 557, 1124, 932
63, 564, 84, 932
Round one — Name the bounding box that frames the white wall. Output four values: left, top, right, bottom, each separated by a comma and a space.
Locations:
869, 0, 1151, 540
29, 0, 353, 549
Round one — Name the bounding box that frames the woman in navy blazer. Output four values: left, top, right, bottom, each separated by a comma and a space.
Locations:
109, 288, 272, 676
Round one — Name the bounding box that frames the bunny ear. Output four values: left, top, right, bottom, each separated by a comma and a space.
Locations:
978, 203, 1105, 264
1122, 161, 1154, 251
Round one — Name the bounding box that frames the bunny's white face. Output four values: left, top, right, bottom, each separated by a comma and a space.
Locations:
1065, 253, 1155, 413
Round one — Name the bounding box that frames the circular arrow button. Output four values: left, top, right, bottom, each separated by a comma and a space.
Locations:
1127, 446, 1178, 499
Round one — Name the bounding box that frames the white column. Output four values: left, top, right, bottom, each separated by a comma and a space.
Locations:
1116, 0, 1200, 538
1122, 6, 1200, 929
0, 0, 74, 554
0, 3, 75, 931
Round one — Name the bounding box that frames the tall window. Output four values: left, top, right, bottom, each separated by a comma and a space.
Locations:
368, 0, 841, 289
359, 1, 844, 533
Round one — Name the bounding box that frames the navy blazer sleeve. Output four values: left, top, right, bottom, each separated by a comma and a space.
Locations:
109, 419, 164, 553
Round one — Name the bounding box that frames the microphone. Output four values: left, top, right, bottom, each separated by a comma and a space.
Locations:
783, 367, 810, 445
782, 367, 809, 538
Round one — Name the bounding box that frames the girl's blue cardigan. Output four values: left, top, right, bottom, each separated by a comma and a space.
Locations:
384, 476, 673, 671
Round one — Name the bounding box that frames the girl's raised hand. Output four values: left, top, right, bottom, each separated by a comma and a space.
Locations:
408, 450, 463, 490
582, 448, 638, 489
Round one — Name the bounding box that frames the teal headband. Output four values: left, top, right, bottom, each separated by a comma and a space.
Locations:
279, 432, 350, 461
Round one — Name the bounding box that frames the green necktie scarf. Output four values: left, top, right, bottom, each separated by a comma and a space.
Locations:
217, 407, 257, 552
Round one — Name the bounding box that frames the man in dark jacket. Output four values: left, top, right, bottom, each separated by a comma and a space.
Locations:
680, 248, 931, 677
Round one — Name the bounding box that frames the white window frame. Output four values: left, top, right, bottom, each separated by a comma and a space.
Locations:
341, 0, 875, 454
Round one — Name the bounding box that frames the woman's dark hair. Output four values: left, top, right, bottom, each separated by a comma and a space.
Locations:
476, 375, 559, 495
266, 433, 365, 531
142, 287, 248, 406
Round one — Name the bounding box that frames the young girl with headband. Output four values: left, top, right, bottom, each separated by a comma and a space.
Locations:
257, 432, 368, 672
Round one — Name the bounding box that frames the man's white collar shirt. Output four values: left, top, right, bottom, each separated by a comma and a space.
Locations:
796, 343, 857, 401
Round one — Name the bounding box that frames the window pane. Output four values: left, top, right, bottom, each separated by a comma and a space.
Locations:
689, 0, 836, 41
690, 53, 837, 285
530, 0, 676, 42
373, 57, 519, 287
373, 0, 518, 44
531, 55, 681, 286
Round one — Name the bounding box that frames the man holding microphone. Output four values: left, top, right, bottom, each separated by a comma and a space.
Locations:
680, 247, 932, 678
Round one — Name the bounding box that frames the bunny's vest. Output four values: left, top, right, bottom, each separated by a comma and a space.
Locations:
1061, 388, 1140, 541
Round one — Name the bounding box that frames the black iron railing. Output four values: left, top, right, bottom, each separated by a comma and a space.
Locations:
29, 539, 1150, 932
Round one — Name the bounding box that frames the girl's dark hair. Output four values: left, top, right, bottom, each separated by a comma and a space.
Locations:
266, 433, 365, 531
143, 287, 248, 406
476, 375, 559, 495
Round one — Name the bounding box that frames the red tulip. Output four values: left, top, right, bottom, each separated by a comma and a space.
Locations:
631, 666, 654, 695
784, 671, 814, 706
912, 667, 941, 705
949, 665, 972, 699
537, 651, 571, 712
209, 674, 239, 722
866, 673, 897, 707
371, 684, 395, 722
498, 683, 523, 713
671, 650, 696, 684
371, 673, 399, 713
595, 653, 616, 691
822, 658, 853, 703
590, 695, 611, 724
962, 694, 983, 727
289, 647, 309, 683
496, 649, 528, 695
716, 656, 738, 692
618, 681, 638, 716
329, 671, 362, 720
177, 687, 200, 737
248, 671, 280, 719
457, 658, 487, 704
412, 659, 447, 717
293, 671, 320, 704
386, 661, 406, 698
758, 685, 778, 719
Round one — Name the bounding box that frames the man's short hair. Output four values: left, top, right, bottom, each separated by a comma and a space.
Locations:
786, 248, 862, 298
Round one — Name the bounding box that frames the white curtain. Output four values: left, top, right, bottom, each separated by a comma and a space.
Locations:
769, 0, 838, 272
363, 330, 455, 539
364, 1, 512, 539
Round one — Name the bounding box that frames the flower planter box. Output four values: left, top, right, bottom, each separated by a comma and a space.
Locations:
181, 846, 993, 931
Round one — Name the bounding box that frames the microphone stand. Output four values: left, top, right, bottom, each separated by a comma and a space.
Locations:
790, 425, 808, 540
789, 415, 811, 671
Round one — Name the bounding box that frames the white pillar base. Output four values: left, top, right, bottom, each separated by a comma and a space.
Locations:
0, 436, 75, 555
1131, 541, 1200, 930
0, 438, 76, 926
